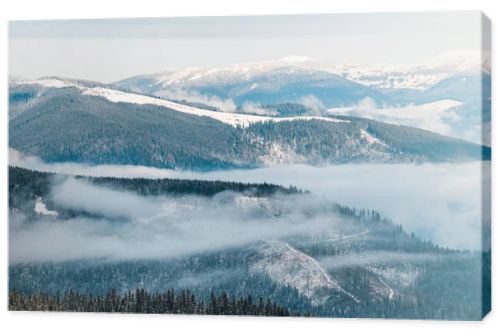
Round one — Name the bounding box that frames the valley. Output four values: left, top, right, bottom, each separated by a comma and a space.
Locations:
8, 167, 489, 319
7, 48, 491, 319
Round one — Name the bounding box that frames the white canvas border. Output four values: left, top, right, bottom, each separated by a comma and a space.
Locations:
0, 1, 498, 333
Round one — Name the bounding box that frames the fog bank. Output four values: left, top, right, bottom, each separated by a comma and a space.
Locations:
9, 178, 339, 263
10, 149, 486, 250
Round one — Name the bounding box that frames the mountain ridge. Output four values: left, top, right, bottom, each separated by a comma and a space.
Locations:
9, 80, 488, 171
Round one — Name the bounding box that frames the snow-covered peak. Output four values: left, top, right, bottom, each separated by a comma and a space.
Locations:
133, 49, 484, 93
325, 50, 484, 91
16, 77, 79, 89
150, 56, 325, 88
277, 55, 317, 64
421, 49, 482, 72
227, 55, 317, 70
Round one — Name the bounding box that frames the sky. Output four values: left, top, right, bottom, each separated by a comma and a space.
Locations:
9, 12, 482, 83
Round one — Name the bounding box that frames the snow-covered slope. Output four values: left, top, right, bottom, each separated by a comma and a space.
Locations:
250, 240, 359, 306
152, 55, 319, 87
149, 50, 482, 91
10, 76, 487, 171
12, 78, 345, 128
330, 50, 484, 91
84, 87, 348, 127
115, 57, 391, 109
116, 50, 484, 96
368, 264, 422, 289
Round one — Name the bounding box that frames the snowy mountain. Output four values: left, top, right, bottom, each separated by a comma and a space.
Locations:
331, 50, 486, 91
115, 57, 391, 109
110, 50, 489, 144
115, 50, 485, 107
10, 77, 344, 127
9, 79, 487, 170
12, 49, 488, 143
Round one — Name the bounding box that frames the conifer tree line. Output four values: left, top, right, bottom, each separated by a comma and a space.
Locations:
9, 288, 299, 317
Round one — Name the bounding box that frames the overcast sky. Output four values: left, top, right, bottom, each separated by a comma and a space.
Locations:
9, 12, 482, 83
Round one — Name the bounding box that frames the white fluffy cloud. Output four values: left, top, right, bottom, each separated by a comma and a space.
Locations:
240, 101, 278, 116
299, 95, 326, 115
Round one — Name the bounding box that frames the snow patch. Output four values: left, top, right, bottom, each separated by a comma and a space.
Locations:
374, 277, 395, 300
250, 240, 359, 305
368, 265, 422, 288
259, 142, 306, 166
82, 86, 347, 127
360, 129, 383, 145
34, 197, 58, 216
233, 195, 272, 211
323, 229, 369, 243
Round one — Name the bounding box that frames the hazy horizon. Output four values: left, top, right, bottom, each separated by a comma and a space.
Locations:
9, 12, 483, 82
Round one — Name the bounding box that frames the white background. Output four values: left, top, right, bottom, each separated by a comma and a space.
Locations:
0, 0, 498, 333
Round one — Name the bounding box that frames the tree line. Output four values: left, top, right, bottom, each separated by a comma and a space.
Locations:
9, 288, 299, 317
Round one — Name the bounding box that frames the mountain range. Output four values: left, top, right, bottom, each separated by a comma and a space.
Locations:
115, 50, 488, 102
7, 50, 491, 319
9, 77, 488, 171
113, 50, 491, 144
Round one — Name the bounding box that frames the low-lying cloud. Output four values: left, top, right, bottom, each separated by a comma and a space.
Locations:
299, 94, 326, 116
10, 177, 340, 263
52, 178, 162, 220
319, 251, 443, 270
10, 149, 487, 251
327, 98, 467, 140
191, 162, 486, 251
240, 101, 278, 116
157, 89, 237, 113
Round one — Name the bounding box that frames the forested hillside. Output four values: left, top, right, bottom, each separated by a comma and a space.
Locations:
9, 84, 488, 171
8, 167, 490, 319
